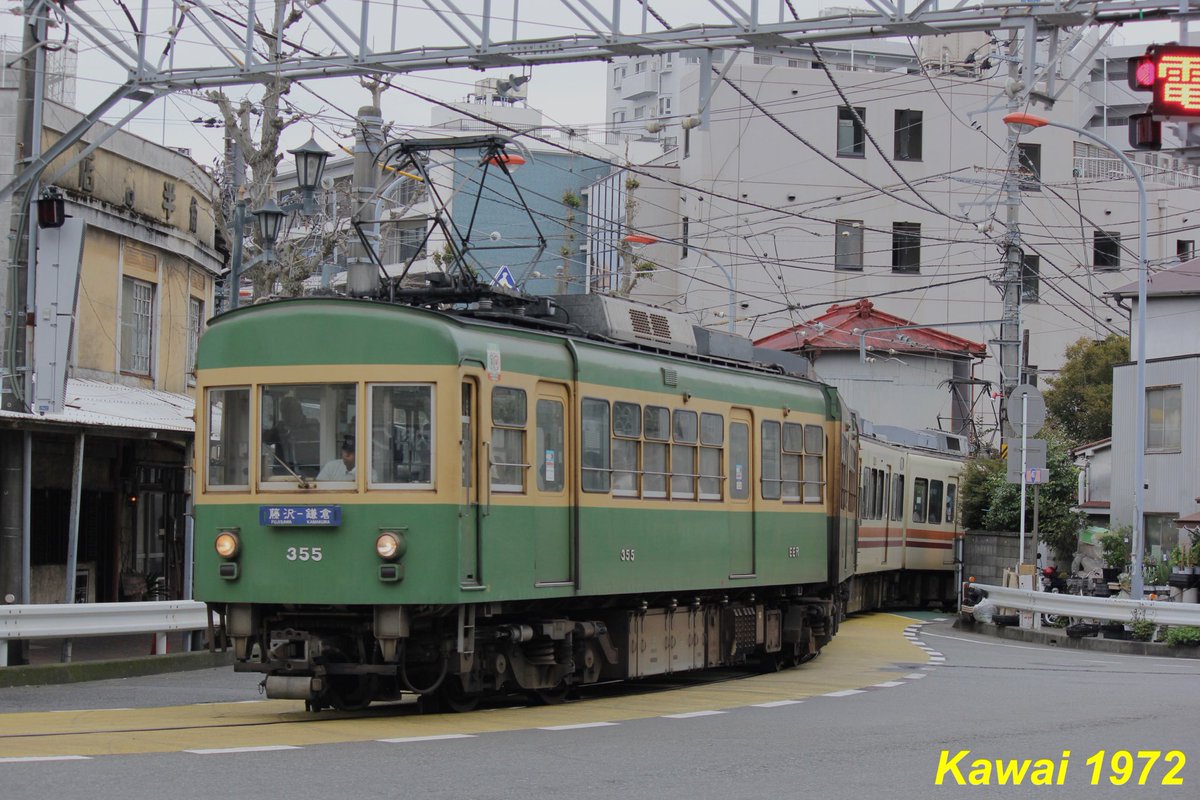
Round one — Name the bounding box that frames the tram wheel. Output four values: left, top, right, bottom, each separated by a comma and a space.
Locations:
439, 679, 482, 713
530, 681, 569, 706
328, 675, 374, 711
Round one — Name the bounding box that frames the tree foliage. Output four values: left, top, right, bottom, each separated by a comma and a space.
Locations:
958, 426, 1085, 562
1043, 334, 1129, 445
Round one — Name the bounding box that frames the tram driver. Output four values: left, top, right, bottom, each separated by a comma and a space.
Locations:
317, 438, 357, 481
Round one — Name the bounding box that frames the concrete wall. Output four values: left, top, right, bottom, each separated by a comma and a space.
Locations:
963, 530, 1023, 589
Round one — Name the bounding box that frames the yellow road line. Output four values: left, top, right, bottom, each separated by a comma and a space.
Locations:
0, 613, 932, 758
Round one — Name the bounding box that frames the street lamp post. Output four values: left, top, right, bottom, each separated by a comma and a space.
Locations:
623, 234, 736, 333
228, 137, 332, 309
1003, 112, 1148, 601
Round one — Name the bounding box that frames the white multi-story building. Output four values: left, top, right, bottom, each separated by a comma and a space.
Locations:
593, 36, 1200, 435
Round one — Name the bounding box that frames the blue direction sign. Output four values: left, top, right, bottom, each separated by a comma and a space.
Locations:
259, 505, 342, 526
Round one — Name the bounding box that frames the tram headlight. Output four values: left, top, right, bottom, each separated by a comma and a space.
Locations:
215, 530, 241, 559
376, 530, 406, 561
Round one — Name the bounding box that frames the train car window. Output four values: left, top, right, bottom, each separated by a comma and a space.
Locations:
802, 424, 825, 505
491, 387, 528, 493
644, 405, 670, 498
461, 383, 473, 490
730, 422, 750, 500
860, 467, 870, 517
260, 383, 356, 486
536, 399, 565, 492
698, 413, 724, 501
891, 474, 904, 521
945, 483, 958, 524
872, 468, 884, 517
927, 479, 944, 524
761, 421, 781, 500
207, 387, 250, 489
612, 402, 641, 497
780, 422, 803, 502
912, 477, 928, 523
672, 410, 698, 499
368, 384, 434, 487
581, 398, 611, 493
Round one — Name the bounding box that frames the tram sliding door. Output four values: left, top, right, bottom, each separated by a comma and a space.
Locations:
533, 382, 572, 585
729, 409, 755, 577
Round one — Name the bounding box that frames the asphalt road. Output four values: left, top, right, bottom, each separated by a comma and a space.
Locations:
2, 613, 1197, 800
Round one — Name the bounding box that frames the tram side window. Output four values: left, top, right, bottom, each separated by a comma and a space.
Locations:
536, 398, 565, 492
861, 467, 871, 518
672, 409, 699, 500
612, 401, 641, 497
730, 422, 750, 500
261, 383, 356, 484
803, 424, 825, 504
207, 387, 250, 488
581, 398, 611, 492
643, 405, 670, 498
780, 423, 803, 502
927, 479, 944, 524
491, 386, 528, 493
873, 469, 884, 519
945, 483, 958, 525
760, 421, 781, 500
912, 477, 928, 523
699, 412, 724, 500
369, 384, 433, 487
891, 474, 904, 521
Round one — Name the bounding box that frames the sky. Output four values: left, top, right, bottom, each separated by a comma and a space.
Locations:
0, 1, 1186, 174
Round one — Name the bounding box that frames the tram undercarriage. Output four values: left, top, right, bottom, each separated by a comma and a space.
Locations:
221, 590, 836, 712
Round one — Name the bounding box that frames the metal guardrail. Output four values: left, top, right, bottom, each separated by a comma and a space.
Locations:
0, 600, 216, 667
969, 583, 1200, 627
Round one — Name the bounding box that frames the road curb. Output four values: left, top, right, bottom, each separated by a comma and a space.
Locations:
954, 617, 1200, 658
0, 650, 236, 687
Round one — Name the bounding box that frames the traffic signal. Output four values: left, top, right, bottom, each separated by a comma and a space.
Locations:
1128, 44, 1200, 118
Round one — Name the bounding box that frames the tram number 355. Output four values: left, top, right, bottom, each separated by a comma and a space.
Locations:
286, 546, 323, 562
619, 548, 637, 562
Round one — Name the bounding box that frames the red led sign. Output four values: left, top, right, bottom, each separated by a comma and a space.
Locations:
1129, 45, 1200, 119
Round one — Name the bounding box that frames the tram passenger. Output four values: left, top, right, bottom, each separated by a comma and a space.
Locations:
317, 439, 357, 481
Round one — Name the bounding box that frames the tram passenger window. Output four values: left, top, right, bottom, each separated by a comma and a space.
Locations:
860, 467, 870, 517
780, 423, 804, 502
730, 422, 750, 500
260, 383, 356, 485
927, 479, 944, 524
491, 387, 528, 493
945, 483, 958, 525
803, 424, 824, 504
912, 477, 928, 523
672, 410, 698, 500
643, 406, 670, 498
369, 384, 434, 487
536, 399, 565, 492
761, 421, 781, 500
612, 402, 641, 497
581, 398, 611, 493
873, 469, 884, 518
699, 413, 723, 500
207, 387, 249, 489
891, 475, 904, 521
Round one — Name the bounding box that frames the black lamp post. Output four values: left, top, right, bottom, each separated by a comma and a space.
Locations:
228, 140, 332, 309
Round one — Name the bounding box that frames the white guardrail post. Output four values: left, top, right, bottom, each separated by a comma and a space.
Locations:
0, 601, 217, 667
968, 583, 1200, 627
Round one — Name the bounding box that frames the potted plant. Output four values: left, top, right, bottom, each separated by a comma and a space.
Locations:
1099, 529, 1131, 583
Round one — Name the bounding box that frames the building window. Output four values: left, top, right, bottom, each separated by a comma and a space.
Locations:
681, 216, 689, 259
1021, 254, 1040, 303
753, 54, 773, 65
1144, 514, 1180, 564
834, 219, 863, 270
837, 106, 866, 157
187, 297, 203, 385
1178, 239, 1195, 262
633, 106, 645, 120
683, 127, 691, 158
635, 60, 647, 73
1093, 230, 1121, 270
891, 222, 921, 272
613, 67, 624, 87
787, 58, 803, 68
121, 277, 154, 375
658, 96, 672, 116
894, 109, 922, 161
1146, 385, 1182, 452
1016, 143, 1042, 191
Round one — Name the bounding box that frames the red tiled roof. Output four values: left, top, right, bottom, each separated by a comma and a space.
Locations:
753, 299, 987, 357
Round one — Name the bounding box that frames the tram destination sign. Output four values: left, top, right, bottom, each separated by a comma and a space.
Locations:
259, 505, 342, 526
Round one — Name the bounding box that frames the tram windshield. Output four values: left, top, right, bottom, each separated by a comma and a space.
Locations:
261, 384, 357, 486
